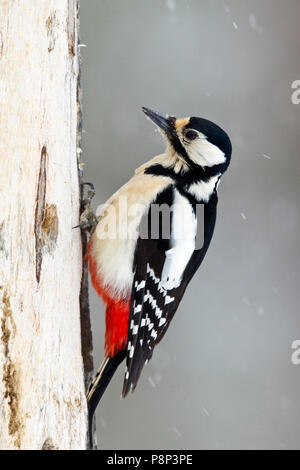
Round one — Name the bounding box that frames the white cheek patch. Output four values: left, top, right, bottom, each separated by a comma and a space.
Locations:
183, 135, 226, 167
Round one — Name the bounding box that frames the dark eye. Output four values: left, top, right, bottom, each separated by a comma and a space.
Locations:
184, 130, 198, 140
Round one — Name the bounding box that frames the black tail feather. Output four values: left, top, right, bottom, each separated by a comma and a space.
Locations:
87, 349, 126, 448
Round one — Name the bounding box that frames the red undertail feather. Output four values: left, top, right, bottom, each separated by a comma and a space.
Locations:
86, 240, 130, 357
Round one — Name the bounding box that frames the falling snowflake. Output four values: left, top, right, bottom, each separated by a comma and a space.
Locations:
172, 426, 182, 437
154, 373, 162, 384
166, 0, 176, 12
249, 14, 257, 30
249, 14, 263, 34
148, 376, 156, 388
257, 306, 265, 316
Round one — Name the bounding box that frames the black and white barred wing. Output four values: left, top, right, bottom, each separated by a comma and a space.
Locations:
122, 237, 180, 397
122, 216, 195, 397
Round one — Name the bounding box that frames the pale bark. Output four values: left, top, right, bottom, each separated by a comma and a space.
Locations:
0, 0, 89, 449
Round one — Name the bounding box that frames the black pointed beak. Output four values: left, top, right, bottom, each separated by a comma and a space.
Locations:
142, 107, 176, 138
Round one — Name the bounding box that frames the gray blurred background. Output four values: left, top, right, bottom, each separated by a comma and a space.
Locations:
80, 0, 300, 450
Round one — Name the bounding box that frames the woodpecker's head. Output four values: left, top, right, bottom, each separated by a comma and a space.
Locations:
142, 107, 232, 175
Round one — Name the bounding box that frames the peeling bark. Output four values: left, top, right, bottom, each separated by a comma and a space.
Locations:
0, 0, 89, 450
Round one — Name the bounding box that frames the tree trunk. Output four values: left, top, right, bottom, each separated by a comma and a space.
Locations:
0, 0, 90, 450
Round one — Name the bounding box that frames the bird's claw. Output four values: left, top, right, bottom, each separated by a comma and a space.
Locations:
73, 182, 98, 233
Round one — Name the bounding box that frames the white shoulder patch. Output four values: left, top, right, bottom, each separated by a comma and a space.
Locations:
161, 189, 197, 290
188, 175, 220, 202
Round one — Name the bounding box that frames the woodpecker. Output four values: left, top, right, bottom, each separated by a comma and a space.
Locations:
86, 107, 232, 430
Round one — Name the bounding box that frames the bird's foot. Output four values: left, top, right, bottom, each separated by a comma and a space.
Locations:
73, 182, 98, 233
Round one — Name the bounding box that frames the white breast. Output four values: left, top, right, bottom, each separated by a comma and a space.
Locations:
90, 171, 173, 299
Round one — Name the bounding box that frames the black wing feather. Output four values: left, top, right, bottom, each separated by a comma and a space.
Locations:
122, 238, 167, 397
122, 190, 218, 397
